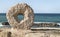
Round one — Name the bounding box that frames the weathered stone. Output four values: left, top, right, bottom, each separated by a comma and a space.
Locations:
10, 29, 60, 37
2, 22, 9, 25
33, 23, 58, 27
6, 3, 34, 30
11, 29, 31, 37
0, 31, 11, 37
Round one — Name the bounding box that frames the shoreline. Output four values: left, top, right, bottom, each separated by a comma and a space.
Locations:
0, 22, 60, 30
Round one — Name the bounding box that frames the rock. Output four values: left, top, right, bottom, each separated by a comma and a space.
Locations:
2, 22, 10, 25
0, 31, 11, 37
11, 29, 31, 37
0, 30, 3, 32
6, 3, 34, 30
33, 23, 59, 27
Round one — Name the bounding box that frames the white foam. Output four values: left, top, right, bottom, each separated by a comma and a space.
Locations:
57, 23, 60, 25
34, 22, 55, 23
0, 23, 3, 26
34, 22, 60, 25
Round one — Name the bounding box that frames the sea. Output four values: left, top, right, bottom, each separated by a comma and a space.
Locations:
0, 13, 60, 23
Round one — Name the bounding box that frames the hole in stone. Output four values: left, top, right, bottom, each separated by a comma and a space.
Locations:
17, 14, 24, 22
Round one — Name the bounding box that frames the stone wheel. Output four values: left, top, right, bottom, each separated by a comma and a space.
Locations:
6, 3, 34, 30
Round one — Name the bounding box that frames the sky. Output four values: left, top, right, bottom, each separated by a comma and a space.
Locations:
0, 0, 60, 13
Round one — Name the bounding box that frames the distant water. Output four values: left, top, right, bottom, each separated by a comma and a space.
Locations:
0, 13, 60, 23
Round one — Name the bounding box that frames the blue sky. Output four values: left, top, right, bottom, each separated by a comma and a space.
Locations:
0, 0, 60, 13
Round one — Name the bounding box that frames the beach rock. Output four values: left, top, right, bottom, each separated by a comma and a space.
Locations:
0, 31, 11, 37
38, 23, 58, 27
6, 3, 34, 30
32, 23, 59, 27
2, 22, 10, 25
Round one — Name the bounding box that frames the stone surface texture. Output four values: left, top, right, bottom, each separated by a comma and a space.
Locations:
6, 3, 34, 29
0, 29, 60, 37
0, 31, 11, 37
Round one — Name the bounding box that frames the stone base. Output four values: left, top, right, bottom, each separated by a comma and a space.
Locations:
0, 31, 11, 37
0, 29, 60, 37
25, 31, 60, 37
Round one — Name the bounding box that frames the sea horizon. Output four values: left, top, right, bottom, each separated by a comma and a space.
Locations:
0, 13, 60, 23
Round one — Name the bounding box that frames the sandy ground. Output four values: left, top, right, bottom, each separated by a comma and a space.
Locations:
0, 27, 60, 37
